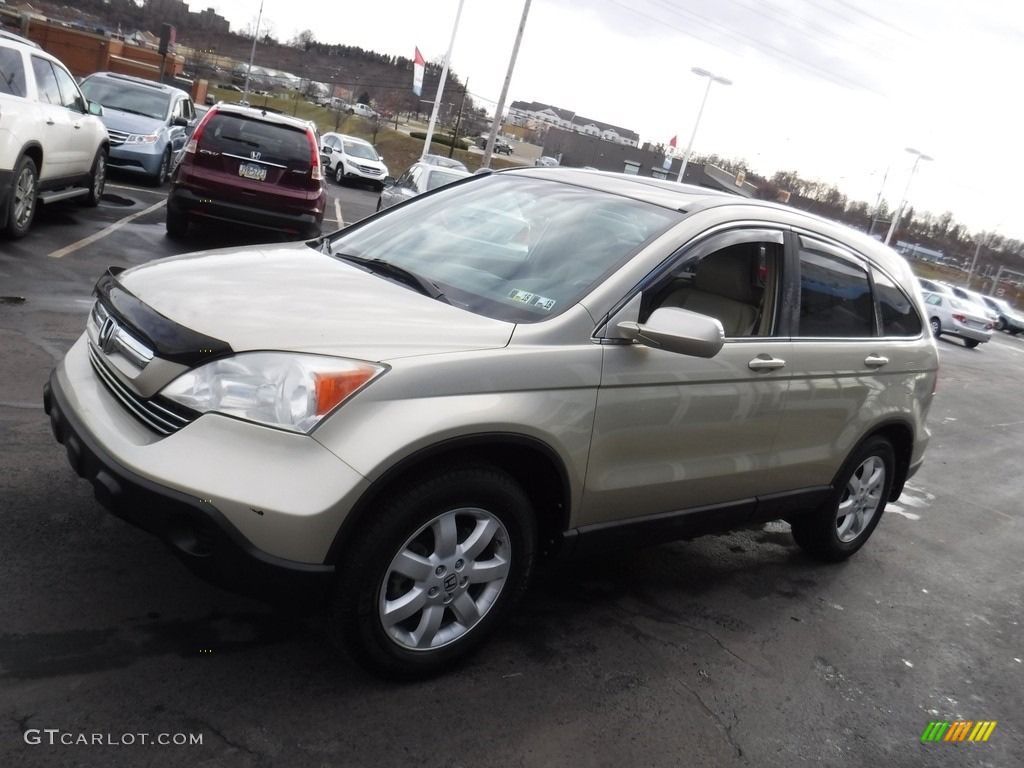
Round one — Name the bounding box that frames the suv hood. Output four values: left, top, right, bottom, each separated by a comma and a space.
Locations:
115, 243, 514, 361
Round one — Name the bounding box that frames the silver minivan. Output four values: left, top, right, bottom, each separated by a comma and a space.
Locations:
45, 169, 939, 678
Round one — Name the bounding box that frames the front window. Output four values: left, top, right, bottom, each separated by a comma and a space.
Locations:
324, 174, 682, 323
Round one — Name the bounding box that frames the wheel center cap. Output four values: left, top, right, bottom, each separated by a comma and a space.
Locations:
442, 572, 459, 593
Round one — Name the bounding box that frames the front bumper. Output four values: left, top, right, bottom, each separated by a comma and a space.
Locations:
43, 338, 370, 606
108, 142, 166, 178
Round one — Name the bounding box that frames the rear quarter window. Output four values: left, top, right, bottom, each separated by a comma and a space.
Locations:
873, 268, 923, 337
0, 47, 26, 97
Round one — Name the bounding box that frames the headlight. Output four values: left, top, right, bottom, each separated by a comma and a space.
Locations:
124, 133, 160, 145
161, 352, 386, 433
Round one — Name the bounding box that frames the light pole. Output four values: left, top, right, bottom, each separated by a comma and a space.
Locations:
677, 67, 732, 183
241, 0, 264, 106
884, 147, 933, 245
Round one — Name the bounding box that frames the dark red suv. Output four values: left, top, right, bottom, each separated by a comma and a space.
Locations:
167, 103, 327, 239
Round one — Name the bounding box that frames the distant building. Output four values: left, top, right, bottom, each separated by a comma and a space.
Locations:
894, 241, 945, 263
507, 100, 640, 147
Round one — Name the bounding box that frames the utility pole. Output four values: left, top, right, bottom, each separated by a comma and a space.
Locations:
483, 0, 531, 168
449, 80, 468, 159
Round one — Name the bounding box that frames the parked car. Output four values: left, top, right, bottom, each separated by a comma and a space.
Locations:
535, 155, 559, 167
320, 132, 388, 190
921, 290, 994, 347
166, 102, 327, 239
45, 168, 939, 679
348, 102, 377, 119
377, 160, 470, 210
78, 71, 197, 186
419, 154, 468, 172
948, 284, 999, 326
493, 138, 513, 155
0, 30, 108, 238
915, 276, 951, 295
977, 293, 1024, 335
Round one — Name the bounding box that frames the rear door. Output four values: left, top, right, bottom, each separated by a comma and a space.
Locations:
771, 231, 926, 490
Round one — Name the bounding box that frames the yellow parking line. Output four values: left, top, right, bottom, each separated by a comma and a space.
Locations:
48, 199, 167, 259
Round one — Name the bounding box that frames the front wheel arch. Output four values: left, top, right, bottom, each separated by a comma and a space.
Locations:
326, 437, 571, 569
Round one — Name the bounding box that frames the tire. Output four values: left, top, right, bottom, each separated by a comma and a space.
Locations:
5, 155, 38, 238
152, 148, 172, 186
334, 164, 346, 185
84, 149, 107, 207
929, 317, 941, 338
166, 207, 189, 238
995, 318, 1006, 332
328, 462, 536, 679
791, 435, 894, 562
964, 338, 980, 348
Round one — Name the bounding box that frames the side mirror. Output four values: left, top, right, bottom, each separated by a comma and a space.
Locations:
617, 307, 724, 358
383, 176, 396, 187
172, 116, 189, 127
88, 101, 103, 116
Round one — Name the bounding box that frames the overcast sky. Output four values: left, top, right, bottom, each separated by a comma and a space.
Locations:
204, 0, 1024, 241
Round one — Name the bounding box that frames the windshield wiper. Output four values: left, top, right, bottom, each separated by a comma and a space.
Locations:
336, 254, 450, 304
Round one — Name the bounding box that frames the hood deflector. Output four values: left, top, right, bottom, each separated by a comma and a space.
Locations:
94, 268, 234, 367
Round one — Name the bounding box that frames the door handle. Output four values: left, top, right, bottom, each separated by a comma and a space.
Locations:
864, 355, 889, 368
748, 355, 786, 372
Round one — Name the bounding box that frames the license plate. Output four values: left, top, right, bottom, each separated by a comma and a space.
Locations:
238, 162, 266, 181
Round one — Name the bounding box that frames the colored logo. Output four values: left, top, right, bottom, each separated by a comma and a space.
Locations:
921, 721, 997, 742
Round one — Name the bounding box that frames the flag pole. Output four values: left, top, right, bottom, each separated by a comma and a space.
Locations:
422, 0, 465, 159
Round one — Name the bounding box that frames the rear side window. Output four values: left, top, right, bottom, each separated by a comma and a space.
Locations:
202, 114, 311, 168
874, 268, 923, 337
0, 47, 26, 96
798, 239, 874, 337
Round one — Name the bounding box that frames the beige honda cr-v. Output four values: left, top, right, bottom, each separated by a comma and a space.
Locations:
45, 168, 939, 678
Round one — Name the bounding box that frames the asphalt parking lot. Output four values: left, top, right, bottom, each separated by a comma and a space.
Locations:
1, 179, 1021, 767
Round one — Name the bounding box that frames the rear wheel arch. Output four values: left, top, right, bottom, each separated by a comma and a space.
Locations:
326, 435, 572, 568
869, 421, 915, 499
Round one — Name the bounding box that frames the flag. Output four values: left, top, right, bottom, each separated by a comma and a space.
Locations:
663, 135, 677, 170
413, 47, 425, 96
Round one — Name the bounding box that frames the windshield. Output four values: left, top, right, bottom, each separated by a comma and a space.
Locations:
344, 140, 379, 161
81, 79, 171, 120
325, 173, 682, 322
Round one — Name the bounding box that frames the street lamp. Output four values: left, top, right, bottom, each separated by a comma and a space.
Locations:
677, 67, 732, 183
884, 147, 933, 245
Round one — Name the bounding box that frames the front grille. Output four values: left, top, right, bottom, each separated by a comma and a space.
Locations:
351, 162, 382, 176
106, 129, 129, 147
88, 344, 196, 436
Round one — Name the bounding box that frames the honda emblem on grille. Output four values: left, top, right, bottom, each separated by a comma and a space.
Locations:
250, 151, 262, 160
98, 317, 119, 354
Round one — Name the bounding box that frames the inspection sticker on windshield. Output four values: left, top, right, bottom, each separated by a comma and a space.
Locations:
508, 289, 556, 311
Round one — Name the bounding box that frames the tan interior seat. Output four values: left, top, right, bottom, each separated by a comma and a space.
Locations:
661, 248, 761, 336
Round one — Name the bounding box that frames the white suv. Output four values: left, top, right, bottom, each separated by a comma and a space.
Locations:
0, 31, 109, 237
